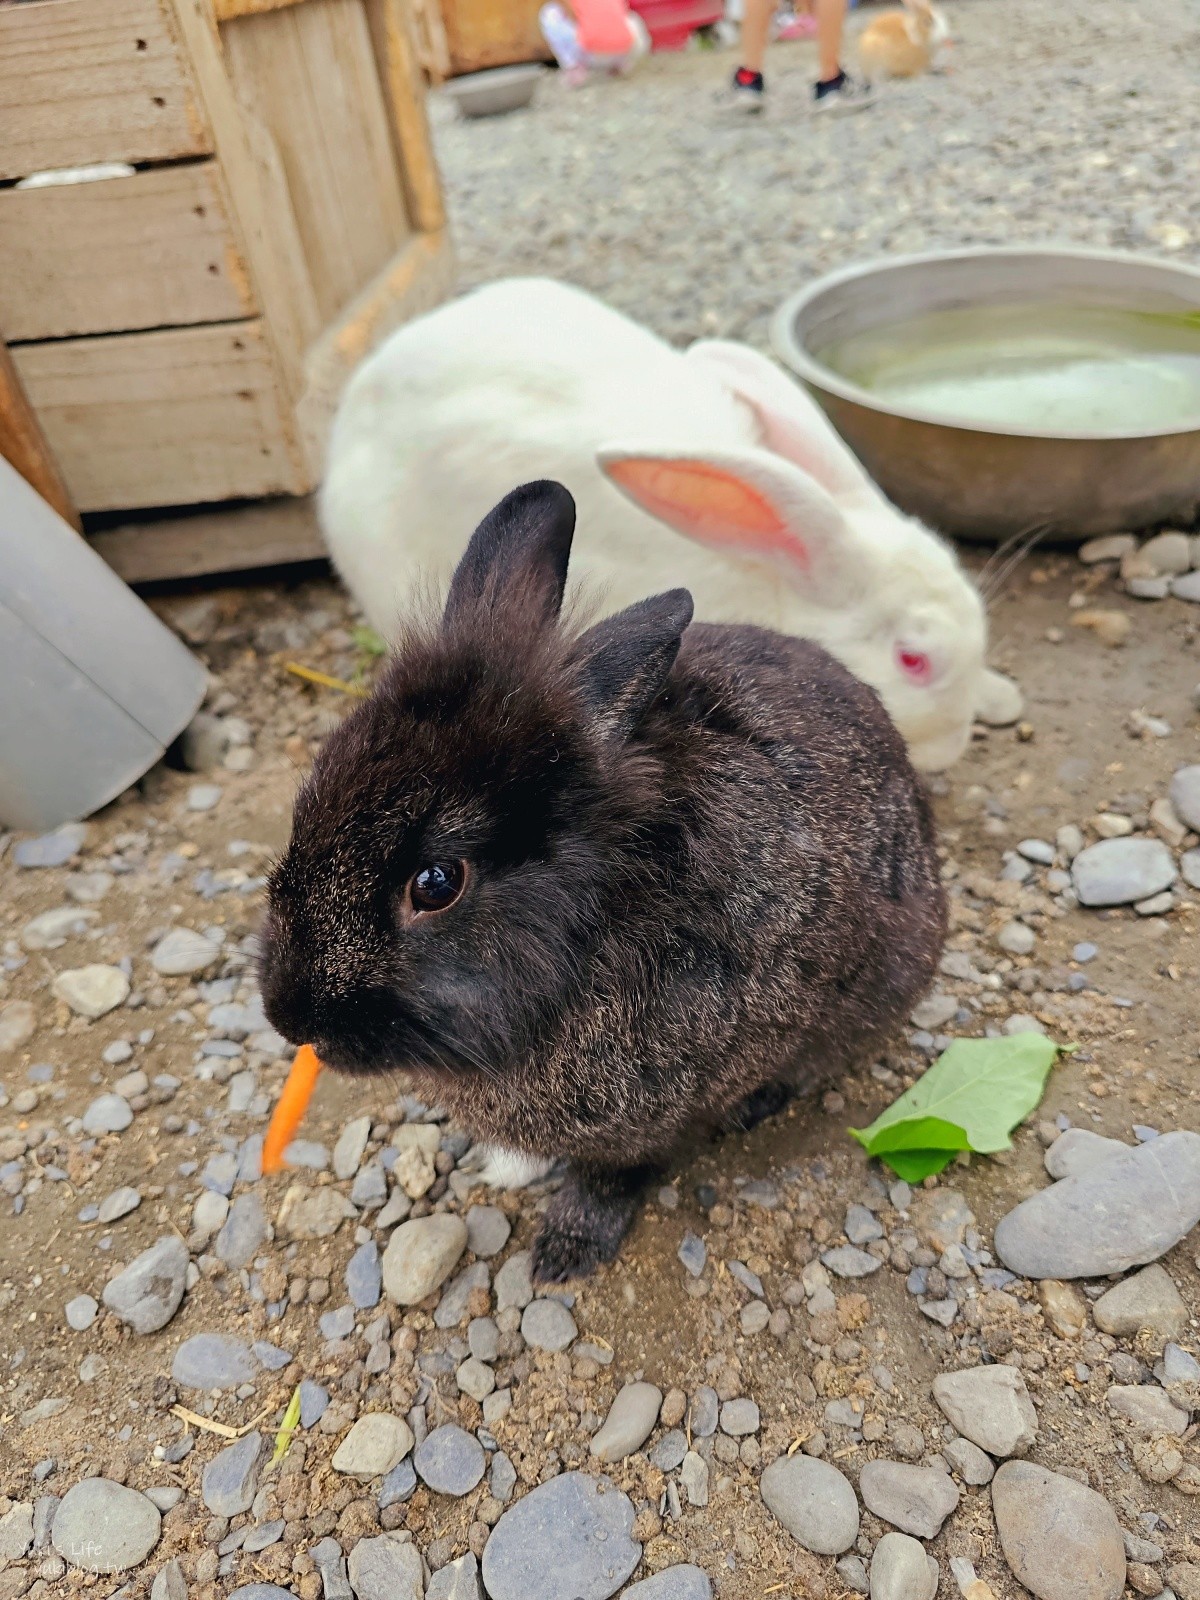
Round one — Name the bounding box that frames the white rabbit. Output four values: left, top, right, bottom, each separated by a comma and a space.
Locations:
321, 277, 1021, 770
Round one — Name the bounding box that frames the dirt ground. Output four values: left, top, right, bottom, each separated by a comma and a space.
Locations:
2, 0, 1200, 1592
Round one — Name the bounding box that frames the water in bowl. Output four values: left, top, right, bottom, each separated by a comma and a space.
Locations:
816, 302, 1200, 434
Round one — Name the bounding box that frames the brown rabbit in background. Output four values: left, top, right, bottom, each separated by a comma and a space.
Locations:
859, 0, 950, 78
260, 481, 947, 1282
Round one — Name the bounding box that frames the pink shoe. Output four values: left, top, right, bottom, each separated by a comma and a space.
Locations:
776, 14, 818, 39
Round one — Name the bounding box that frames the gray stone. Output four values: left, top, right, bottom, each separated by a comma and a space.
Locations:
690, 1386, 719, 1437
172, 1333, 257, 1391
151, 927, 221, 976
414, 1424, 485, 1495
858, 1460, 959, 1539
869, 1533, 938, 1600
1180, 847, 1200, 889
931, 1365, 1038, 1457
456, 1356, 495, 1401
911, 992, 957, 1030
299, 1380, 329, 1427
760, 1455, 860, 1555
494, 1249, 534, 1310
186, 782, 222, 812
1071, 838, 1177, 908
651, 1429, 688, 1472
332, 1115, 372, 1180
51, 1479, 161, 1573
1079, 534, 1136, 564
379, 1458, 418, 1509
521, 1296, 577, 1352
150, 1557, 187, 1600
347, 1240, 383, 1309
991, 1460, 1125, 1600
1106, 1385, 1189, 1437
591, 1382, 663, 1462
845, 1204, 884, 1244
998, 920, 1036, 955
720, 1398, 760, 1436
22, 905, 99, 950
244, 1520, 284, 1553
65, 1293, 99, 1331
680, 1450, 709, 1507
382, 1214, 468, 1304
253, 1340, 291, 1371
1093, 1264, 1187, 1338
52, 964, 130, 1019
229, 1589, 295, 1600
1044, 1128, 1130, 1180
943, 1436, 995, 1485
624, 1566, 712, 1600
1173, 569, 1200, 602
347, 1534, 424, 1600
103, 1235, 188, 1334
837, 1555, 870, 1596
13, 823, 87, 868
1169, 765, 1200, 831
465, 1203, 511, 1257
490, 1452, 517, 1504
352, 1162, 389, 1209
0, 1503, 33, 1561
83, 1093, 134, 1135
201, 1432, 263, 1516
333, 1412, 415, 1477
98, 1185, 141, 1222
822, 1246, 882, 1278
994, 1131, 1200, 1278
435, 1260, 490, 1329
215, 1191, 269, 1268
677, 1231, 707, 1277
481, 1471, 640, 1600
0, 999, 37, 1052
276, 1183, 356, 1240
428, 1552, 485, 1600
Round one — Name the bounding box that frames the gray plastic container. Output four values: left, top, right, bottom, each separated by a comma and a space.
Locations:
1, 456, 207, 831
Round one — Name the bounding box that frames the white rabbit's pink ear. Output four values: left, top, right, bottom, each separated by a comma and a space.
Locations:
596, 444, 861, 597
686, 340, 874, 502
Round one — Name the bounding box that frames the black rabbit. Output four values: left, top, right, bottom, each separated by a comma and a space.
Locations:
260, 480, 947, 1281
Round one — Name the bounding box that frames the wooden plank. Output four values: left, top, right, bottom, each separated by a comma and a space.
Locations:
0, 0, 211, 181
298, 228, 453, 467
12, 322, 313, 513
0, 164, 254, 342
168, 0, 321, 408
219, 0, 414, 326
363, 0, 447, 231
438, 0, 549, 75
214, 0, 310, 18
0, 344, 82, 532
90, 496, 325, 583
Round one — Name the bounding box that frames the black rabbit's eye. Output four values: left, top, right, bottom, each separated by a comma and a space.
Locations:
409, 860, 466, 914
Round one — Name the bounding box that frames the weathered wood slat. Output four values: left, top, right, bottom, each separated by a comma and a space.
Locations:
0, 0, 211, 181
0, 344, 82, 531
0, 164, 253, 342
91, 495, 326, 582
219, 0, 414, 325
12, 322, 312, 512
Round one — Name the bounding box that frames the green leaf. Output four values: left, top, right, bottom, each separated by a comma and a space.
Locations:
849, 1034, 1068, 1180
351, 625, 388, 658
271, 1384, 303, 1469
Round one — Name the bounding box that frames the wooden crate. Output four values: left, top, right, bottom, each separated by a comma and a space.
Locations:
435, 0, 549, 76
0, 0, 453, 565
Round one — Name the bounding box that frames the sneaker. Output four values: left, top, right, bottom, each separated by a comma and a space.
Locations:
717, 67, 765, 114
813, 69, 874, 113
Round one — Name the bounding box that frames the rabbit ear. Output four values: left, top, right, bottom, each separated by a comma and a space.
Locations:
573, 588, 694, 743
686, 340, 875, 502
444, 480, 576, 628
596, 444, 863, 599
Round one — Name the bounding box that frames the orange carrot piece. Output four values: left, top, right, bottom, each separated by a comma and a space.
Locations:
262, 1045, 323, 1174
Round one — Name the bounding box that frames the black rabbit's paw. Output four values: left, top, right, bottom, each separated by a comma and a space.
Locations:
532, 1220, 614, 1283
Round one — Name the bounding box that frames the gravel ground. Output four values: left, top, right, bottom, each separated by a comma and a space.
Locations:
2, 5, 1200, 1599
430, 0, 1200, 348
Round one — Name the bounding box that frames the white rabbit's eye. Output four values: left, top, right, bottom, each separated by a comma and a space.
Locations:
409, 860, 466, 914
896, 646, 934, 686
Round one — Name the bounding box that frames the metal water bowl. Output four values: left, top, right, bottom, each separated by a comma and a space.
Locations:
772, 247, 1200, 541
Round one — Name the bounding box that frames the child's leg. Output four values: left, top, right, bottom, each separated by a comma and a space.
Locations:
539, 2, 586, 71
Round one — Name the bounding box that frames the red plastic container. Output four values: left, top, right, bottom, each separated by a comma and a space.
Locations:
629, 0, 723, 50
